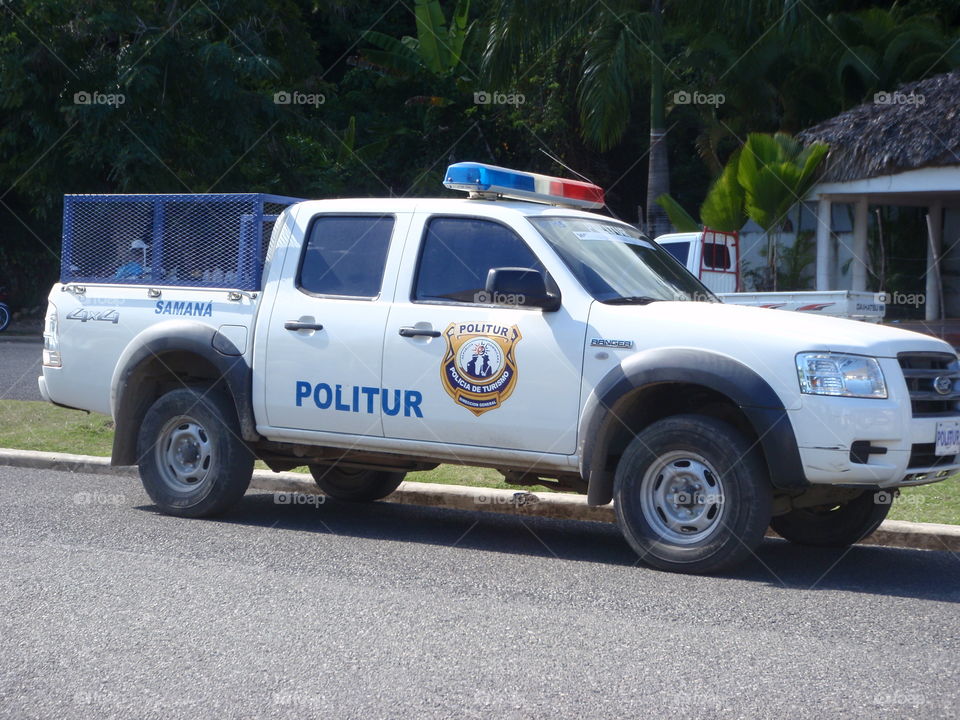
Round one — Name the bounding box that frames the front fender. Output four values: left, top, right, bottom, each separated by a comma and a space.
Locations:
580, 348, 807, 505
109, 320, 255, 465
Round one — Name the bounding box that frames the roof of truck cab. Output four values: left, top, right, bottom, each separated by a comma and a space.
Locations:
286, 197, 626, 223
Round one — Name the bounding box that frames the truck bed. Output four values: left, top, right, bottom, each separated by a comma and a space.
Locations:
717, 290, 885, 322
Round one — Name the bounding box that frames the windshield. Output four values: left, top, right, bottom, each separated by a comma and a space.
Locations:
528, 217, 717, 304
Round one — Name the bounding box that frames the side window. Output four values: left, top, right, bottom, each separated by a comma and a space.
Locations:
702, 242, 731, 270
414, 217, 544, 303
299, 215, 394, 298
660, 242, 689, 265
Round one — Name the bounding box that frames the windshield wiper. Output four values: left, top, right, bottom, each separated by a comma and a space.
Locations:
601, 295, 661, 305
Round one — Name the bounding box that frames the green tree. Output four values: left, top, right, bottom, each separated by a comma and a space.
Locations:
656, 149, 746, 234
360, 0, 472, 80
831, 7, 960, 106
737, 132, 828, 290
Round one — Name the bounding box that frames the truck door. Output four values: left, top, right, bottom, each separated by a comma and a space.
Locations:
262, 212, 409, 436
699, 229, 740, 293
380, 214, 586, 454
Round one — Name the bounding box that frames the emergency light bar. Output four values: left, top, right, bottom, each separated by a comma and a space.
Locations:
443, 162, 605, 209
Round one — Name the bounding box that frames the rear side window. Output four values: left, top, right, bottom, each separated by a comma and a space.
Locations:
660, 242, 689, 265
299, 215, 394, 297
702, 242, 731, 270
414, 217, 544, 303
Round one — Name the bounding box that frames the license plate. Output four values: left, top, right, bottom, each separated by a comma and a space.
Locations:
935, 421, 960, 456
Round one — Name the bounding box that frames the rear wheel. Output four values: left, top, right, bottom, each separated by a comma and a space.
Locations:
614, 414, 773, 574
309, 464, 405, 502
137, 387, 253, 517
770, 490, 890, 547
0, 303, 10, 332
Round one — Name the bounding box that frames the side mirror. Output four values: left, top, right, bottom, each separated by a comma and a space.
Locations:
485, 267, 561, 312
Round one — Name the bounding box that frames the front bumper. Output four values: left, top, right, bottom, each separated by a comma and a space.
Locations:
37, 374, 51, 403
798, 446, 958, 487
791, 380, 960, 487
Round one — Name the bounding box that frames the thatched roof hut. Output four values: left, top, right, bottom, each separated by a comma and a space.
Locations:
799, 71, 960, 183
800, 71, 960, 320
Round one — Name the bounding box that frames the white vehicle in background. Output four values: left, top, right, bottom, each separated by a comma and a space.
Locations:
38, 164, 960, 574
656, 230, 886, 322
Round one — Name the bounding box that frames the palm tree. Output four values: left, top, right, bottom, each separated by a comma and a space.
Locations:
482, 0, 801, 234
737, 133, 828, 290
830, 7, 960, 107
657, 132, 827, 291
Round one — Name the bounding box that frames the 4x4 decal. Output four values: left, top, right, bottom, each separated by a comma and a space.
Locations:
66, 308, 119, 324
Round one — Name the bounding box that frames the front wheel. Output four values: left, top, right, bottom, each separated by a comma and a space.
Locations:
614, 414, 773, 574
137, 387, 253, 517
770, 490, 890, 547
309, 464, 405, 502
0, 303, 9, 332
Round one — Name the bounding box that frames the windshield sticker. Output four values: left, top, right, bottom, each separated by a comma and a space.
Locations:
573, 230, 652, 249
441, 322, 522, 416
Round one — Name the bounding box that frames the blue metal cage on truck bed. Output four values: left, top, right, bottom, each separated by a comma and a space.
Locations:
61, 193, 304, 291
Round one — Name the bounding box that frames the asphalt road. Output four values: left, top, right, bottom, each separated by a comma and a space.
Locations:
1, 466, 958, 719
0, 339, 42, 401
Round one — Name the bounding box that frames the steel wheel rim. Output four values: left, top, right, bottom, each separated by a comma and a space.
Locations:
639, 450, 726, 544
155, 415, 214, 494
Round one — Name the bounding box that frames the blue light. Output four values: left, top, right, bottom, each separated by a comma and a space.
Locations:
442, 161, 606, 209
444, 162, 535, 193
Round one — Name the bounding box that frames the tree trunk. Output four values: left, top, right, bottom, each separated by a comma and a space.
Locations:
645, 0, 671, 239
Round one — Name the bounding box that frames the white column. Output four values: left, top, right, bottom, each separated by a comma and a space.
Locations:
815, 197, 832, 291
926, 202, 943, 321
851, 197, 869, 291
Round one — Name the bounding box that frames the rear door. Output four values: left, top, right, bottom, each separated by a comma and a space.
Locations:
262, 212, 409, 435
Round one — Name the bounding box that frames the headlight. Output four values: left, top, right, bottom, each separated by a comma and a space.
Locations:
796, 352, 887, 398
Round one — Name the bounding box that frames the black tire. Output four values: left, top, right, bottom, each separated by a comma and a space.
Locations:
309, 464, 405, 502
137, 387, 253, 517
770, 490, 890, 548
0, 304, 9, 332
614, 414, 773, 574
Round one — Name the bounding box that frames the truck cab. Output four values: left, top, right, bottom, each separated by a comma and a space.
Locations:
656, 229, 886, 322
39, 163, 960, 574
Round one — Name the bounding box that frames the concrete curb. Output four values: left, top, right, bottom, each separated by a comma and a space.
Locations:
1, 448, 958, 553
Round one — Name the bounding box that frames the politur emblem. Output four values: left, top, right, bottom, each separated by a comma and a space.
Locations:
440, 322, 522, 415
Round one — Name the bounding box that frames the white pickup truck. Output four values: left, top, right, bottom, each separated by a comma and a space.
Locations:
39, 164, 960, 574
655, 230, 886, 322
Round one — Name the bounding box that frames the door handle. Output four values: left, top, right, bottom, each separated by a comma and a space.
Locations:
399, 327, 441, 338
284, 321, 324, 331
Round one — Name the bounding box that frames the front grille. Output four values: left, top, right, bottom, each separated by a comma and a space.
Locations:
897, 352, 960, 417
907, 442, 957, 469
